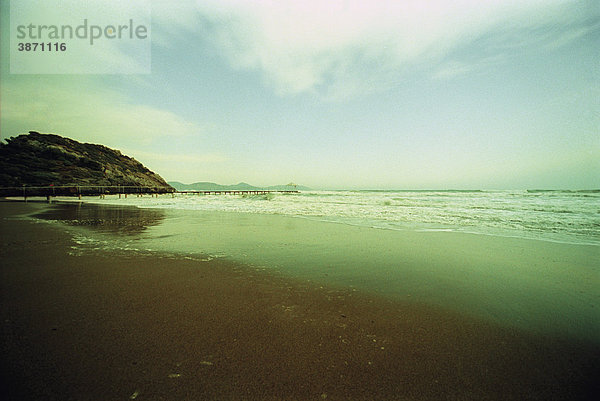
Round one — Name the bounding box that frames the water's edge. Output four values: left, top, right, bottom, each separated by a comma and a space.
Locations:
22, 200, 600, 345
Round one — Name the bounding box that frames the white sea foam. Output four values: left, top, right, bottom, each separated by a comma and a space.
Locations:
73, 190, 600, 245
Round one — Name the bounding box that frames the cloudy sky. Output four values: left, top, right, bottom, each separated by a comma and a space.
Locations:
1, 0, 598, 189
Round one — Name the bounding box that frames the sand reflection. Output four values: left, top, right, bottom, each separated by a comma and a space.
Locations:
33, 202, 165, 235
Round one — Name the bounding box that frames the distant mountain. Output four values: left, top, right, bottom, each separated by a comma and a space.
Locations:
168, 182, 260, 191
0, 131, 173, 189
265, 184, 311, 191
169, 181, 310, 191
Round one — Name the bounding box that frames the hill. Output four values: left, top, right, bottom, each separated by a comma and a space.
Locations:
0, 131, 172, 189
265, 184, 311, 191
169, 181, 261, 191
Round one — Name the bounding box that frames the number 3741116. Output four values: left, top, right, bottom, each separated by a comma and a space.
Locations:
18, 42, 66, 51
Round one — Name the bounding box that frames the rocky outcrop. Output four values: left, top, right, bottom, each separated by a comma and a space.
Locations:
0, 131, 173, 189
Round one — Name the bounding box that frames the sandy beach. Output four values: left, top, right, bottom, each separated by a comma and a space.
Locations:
1, 201, 598, 400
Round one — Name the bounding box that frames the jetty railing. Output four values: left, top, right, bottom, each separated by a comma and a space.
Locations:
0, 185, 175, 199
0, 185, 300, 200
177, 190, 299, 195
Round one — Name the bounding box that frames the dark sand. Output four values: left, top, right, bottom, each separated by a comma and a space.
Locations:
1, 202, 598, 400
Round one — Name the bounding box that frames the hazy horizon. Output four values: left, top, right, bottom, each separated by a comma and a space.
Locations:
167, 179, 599, 192
1, 0, 598, 190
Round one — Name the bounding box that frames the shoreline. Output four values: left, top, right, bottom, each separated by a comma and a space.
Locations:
7, 193, 599, 247
1, 201, 599, 400
27, 199, 598, 343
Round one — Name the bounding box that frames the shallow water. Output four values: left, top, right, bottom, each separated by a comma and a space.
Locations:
77, 189, 600, 245
4, 200, 599, 401
32, 202, 600, 344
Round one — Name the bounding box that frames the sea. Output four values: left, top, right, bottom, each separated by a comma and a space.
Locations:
88, 189, 600, 246
28, 189, 600, 342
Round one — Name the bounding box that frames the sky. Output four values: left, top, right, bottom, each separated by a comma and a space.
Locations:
1, 0, 599, 189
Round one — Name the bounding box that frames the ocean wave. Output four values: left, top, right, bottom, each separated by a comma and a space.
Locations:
77, 190, 600, 246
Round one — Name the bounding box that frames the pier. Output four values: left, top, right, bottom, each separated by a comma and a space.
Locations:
177, 190, 299, 195
0, 185, 299, 200
0, 185, 174, 200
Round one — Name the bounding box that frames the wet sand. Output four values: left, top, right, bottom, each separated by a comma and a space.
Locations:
1, 202, 598, 400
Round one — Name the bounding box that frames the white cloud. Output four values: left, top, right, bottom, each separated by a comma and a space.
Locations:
432, 61, 474, 80
1, 78, 205, 147
161, 0, 596, 99
118, 148, 229, 182
9, 0, 152, 74
122, 149, 228, 164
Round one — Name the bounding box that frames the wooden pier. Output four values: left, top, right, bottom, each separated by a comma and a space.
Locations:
0, 185, 299, 200
177, 190, 299, 195
0, 185, 174, 200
